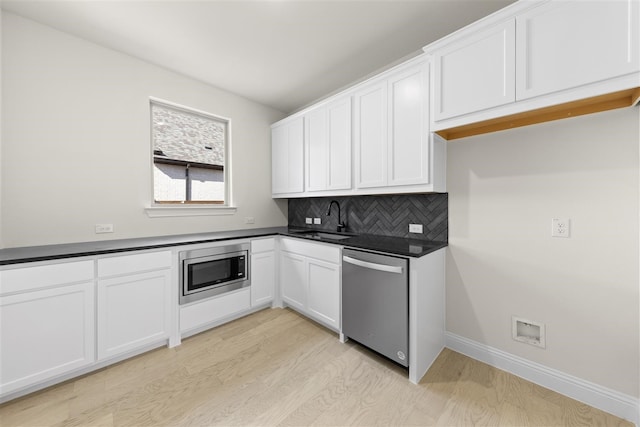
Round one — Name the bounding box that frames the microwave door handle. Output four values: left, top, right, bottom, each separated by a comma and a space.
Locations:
342, 255, 403, 274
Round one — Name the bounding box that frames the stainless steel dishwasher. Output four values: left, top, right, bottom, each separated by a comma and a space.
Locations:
342, 248, 409, 367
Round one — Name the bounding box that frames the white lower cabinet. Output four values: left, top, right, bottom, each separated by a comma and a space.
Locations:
279, 238, 340, 331
97, 269, 171, 360
0, 261, 95, 396
96, 251, 172, 361
280, 251, 307, 311
250, 238, 276, 307
306, 258, 340, 329
180, 288, 251, 334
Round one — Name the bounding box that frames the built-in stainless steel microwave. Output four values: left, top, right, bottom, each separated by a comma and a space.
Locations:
179, 243, 250, 305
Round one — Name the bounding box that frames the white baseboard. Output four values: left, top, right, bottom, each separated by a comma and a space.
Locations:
445, 332, 639, 426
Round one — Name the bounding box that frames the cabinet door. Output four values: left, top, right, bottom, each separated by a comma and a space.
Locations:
305, 107, 328, 191
0, 282, 95, 395
433, 19, 516, 121
307, 258, 340, 330
251, 251, 275, 307
279, 252, 306, 311
354, 80, 388, 188
272, 117, 304, 194
516, 0, 639, 101
327, 97, 352, 190
387, 63, 430, 186
305, 97, 352, 192
97, 270, 171, 360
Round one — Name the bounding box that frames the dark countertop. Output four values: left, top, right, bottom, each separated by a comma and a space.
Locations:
0, 227, 447, 266
283, 228, 447, 258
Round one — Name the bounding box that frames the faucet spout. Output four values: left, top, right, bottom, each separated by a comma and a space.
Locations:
327, 200, 346, 232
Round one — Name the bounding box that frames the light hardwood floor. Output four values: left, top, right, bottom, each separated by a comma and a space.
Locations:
0, 308, 632, 426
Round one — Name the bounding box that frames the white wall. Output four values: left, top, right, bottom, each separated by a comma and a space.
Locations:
0, 7, 3, 249
1, 12, 287, 248
447, 107, 639, 397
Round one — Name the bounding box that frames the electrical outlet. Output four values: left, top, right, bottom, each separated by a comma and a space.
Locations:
551, 218, 570, 238
313, 218, 321, 225
95, 224, 114, 234
305, 217, 313, 224
409, 224, 423, 234
244, 217, 255, 224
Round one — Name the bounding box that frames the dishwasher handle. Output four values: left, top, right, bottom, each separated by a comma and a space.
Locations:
342, 255, 404, 274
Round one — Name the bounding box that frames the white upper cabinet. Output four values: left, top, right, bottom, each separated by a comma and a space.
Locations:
433, 19, 516, 121
354, 79, 388, 188
272, 55, 445, 197
272, 117, 304, 195
388, 64, 430, 186
326, 98, 352, 190
305, 107, 327, 192
305, 96, 352, 192
355, 59, 431, 189
516, 0, 639, 101
425, 0, 640, 139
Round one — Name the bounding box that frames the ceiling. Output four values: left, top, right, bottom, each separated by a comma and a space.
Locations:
2, 0, 515, 114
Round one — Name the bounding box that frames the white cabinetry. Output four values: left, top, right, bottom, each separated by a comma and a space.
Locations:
279, 238, 340, 331
272, 54, 445, 197
305, 97, 352, 192
306, 258, 340, 328
425, 0, 640, 139
0, 261, 95, 396
97, 251, 172, 361
516, 0, 639, 101
432, 20, 515, 121
280, 251, 306, 311
179, 287, 251, 334
272, 117, 304, 195
355, 58, 431, 189
250, 238, 276, 307
354, 79, 386, 188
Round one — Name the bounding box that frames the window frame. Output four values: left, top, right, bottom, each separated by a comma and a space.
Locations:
145, 97, 236, 218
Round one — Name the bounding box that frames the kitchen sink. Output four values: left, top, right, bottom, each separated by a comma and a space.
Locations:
290, 230, 355, 241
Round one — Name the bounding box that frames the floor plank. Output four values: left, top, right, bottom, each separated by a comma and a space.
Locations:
0, 308, 632, 427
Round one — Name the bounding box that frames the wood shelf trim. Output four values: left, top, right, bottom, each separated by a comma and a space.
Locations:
436, 88, 640, 141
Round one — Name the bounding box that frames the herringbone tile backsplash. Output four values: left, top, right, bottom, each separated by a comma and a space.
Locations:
288, 193, 447, 241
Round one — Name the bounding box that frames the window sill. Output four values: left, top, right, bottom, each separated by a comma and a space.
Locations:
145, 205, 237, 218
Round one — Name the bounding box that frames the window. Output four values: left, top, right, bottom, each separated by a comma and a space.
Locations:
151, 100, 229, 205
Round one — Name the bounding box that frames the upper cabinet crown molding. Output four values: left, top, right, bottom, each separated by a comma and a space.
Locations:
424, 0, 640, 140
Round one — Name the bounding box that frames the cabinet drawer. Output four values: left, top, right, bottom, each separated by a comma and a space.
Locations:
180, 288, 251, 333
251, 238, 275, 253
97, 251, 171, 277
0, 260, 94, 295
280, 238, 341, 264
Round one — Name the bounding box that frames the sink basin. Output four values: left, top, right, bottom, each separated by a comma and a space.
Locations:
290, 230, 355, 241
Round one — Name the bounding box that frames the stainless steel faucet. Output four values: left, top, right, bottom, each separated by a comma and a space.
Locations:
327, 200, 346, 232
